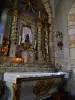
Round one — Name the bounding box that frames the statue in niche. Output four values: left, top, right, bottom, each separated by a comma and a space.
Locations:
56, 31, 63, 50
17, 25, 33, 63
25, 34, 29, 43
21, 26, 32, 50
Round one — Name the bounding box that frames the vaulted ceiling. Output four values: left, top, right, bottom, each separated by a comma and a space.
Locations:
54, 0, 59, 8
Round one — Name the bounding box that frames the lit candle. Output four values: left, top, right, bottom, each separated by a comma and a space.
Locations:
39, 10, 40, 18
34, 40, 36, 49
0, 34, 3, 45
19, 36, 21, 45
22, 51, 28, 63
47, 45, 48, 54
24, 56, 27, 63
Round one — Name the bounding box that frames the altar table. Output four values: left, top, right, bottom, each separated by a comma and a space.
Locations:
4, 72, 69, 100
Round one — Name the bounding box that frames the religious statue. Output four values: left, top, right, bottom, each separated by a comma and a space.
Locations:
17, 26, 33, 63
56, 31, 63, 50
21, 26, 32, 50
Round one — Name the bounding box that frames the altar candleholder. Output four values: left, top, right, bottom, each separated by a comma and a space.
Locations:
24, 56, 28, 63
39, 10, 40, 18
34, 40, 36, 49
22, 51, 28, 63
19, 36, 21, 45
56, 31, 63, 50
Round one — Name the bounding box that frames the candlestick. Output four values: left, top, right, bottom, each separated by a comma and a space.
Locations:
47, 45, 48, 54
19, 36, 21, 45
0, 34, 3, 45
22, 51, 28, 63
39, 10, 40, 18
34, 40, 36, 49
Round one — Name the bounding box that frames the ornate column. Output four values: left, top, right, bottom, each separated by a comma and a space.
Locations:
44, 14, 50, 61
13, 79, 21, 100
49, 18, 55, 64
37, 18, 43, 61
9, 0, 18, 57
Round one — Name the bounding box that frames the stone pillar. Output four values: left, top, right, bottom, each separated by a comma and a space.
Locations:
9, 0, 18, 57
37, 19, 43, 61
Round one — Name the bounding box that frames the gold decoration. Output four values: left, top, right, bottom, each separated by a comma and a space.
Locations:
10, 0, 18, 44
37, 21, 42, 49
13, 83, 17, 100
13, 79, 21, 100
24, 42, 32, 50
44, 27, 49, 61
37, 19, 43, 60
43, 11, 50, 61
33, 79, 54, 96
19, 13, 33, 23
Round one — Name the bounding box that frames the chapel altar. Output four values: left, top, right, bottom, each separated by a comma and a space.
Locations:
0, 0, 70, 100
3, 72, 69, 100
0, 0, 53, 73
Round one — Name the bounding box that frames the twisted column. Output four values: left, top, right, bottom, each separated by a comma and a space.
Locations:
44, 27, 49, 61
37, 19, 43, 60
9, 0, 18, 57
44, 15, 50, 61
10, 10, 18, 44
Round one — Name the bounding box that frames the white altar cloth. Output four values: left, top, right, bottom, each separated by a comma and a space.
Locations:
4, 72, 69, 83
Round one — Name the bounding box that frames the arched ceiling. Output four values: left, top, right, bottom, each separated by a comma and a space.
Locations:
69, 2, 75, 14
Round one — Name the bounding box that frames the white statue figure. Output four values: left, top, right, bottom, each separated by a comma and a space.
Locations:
22, 27, 32, 44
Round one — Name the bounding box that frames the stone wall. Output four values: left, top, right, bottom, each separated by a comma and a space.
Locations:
55, 0, 75, 94
55, 0, 75, 71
